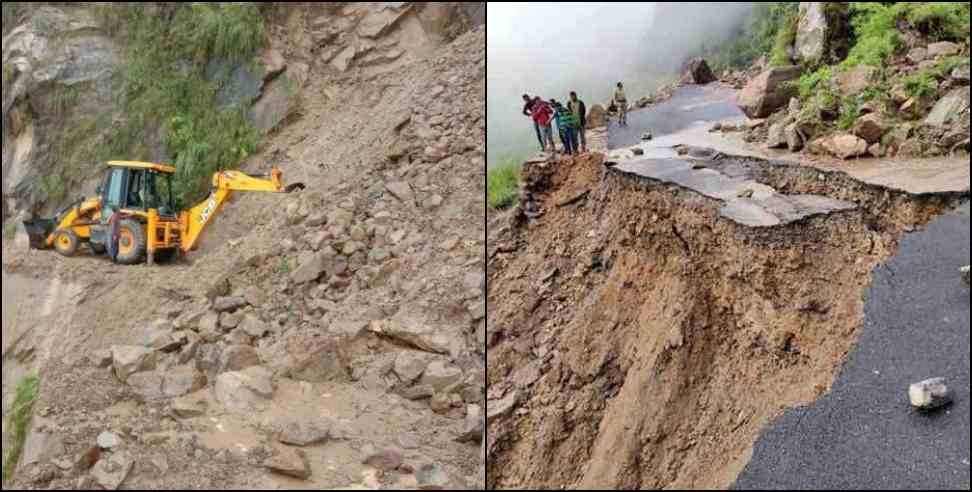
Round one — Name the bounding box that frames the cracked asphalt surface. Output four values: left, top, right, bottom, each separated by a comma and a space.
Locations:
735, 201, 971, 490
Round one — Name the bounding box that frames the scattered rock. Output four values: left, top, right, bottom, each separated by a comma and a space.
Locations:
924, 86, 970, 127
394, 351, 432, 383
738, 66, 802, 118
111, 346, 157, 383
810, 133, 869, 159
420, 360, 463, 392
277, 418, 332, 447
363, 446, 404, 471
836, 65, 877, 97
415, 463, 451, 490
909, 378, 952, 410
927, 41, 961, 58
215, 366, 275, 413
766, 121, 788, 149
852, 113, 886, 144
368, 318, 459, 355
97, 431, 121, 450
386, 181, 415, 203
219, 345, 261, 373
126, 372, 166, 401
239, 314, 268, 338
171, 396, 208, 418
93, 349, 113, 368
680, 57, 716, 85
401, 384, 435, 400
291, 251, 330, 284
219, 311, 242, 330
457, 405, 483, 443
162, 366, 207, 398
265, 444, 312, 480
906, 47, 928, 64
784, 122, 804, 151
213, 296, 247, 313
90, 450, 134, 490
486, 390, 519, 423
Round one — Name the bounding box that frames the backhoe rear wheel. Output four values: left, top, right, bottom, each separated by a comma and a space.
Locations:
115, 219, 146, 265
54, 230, 79, 257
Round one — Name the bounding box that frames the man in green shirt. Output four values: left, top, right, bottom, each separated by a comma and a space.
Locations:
568, 91, 587, 153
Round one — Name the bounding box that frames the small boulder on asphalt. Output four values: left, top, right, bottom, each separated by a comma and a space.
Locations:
265, 444, 312, 480
909, 378, 952, 410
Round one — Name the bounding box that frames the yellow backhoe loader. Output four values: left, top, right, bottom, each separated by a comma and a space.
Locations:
23, 161, 304, 265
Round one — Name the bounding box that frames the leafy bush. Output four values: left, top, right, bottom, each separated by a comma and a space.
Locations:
904, 2, 971, 41
487, 160, 521, 210
837, 97, 861, 130
101, 3, 264, 209
902, 71, 938, 100
770, 11, 799, 67
842, 3, 902, 68
797, 66, 835, 100
705, 3, 800, 72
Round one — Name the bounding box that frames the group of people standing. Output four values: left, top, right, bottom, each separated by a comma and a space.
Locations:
521, 82, 630, 156
522, 92, 587, 156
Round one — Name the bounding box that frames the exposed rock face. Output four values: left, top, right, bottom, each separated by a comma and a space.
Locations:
795, 3, 850, 65
837, 65, 878, 97
924, 87, 970, 127
2, 6, 119, 217
680, 58, 716, 85
737, 67, 802, 118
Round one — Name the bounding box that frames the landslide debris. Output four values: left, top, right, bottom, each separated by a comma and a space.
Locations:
486, 152, 965, 489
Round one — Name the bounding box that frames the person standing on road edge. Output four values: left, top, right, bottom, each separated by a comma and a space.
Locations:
522, 94, 544, 151
614, 82, 628, 127
568, 91, 587, 153
551, 99, 579, 156
530, 97, 556, 152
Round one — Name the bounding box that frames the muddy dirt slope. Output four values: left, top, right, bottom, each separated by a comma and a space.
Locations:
486, 150, 966, 489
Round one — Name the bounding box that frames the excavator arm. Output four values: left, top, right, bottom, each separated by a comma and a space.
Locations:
179, 167, 304, 252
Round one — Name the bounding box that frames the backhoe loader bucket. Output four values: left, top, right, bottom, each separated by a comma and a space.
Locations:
284, 183, 306, 193
23, 219, 56, 250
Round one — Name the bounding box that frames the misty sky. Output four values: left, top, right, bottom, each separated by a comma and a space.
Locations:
487, 2, 754, 166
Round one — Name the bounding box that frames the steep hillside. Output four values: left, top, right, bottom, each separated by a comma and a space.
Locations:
2, 3, 484, 490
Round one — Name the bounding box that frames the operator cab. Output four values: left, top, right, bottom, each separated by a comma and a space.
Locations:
99, 161, 177, 218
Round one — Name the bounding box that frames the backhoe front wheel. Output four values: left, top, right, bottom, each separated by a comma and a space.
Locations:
115, 219, 146, 265
54, 230, 79, 257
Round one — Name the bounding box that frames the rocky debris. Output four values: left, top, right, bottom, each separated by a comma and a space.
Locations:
97, 431, 121, 450
457, 405, 483, 443
265, 444, 312, 480
219, 345, 261, 373
795, 2, 850, 65
836, 65, 877, 97
215, 366, 275, 413
416, 463, 451, 490
852, 113, 887, 144
766, 120, 788, 149
386, 181, 415, 203
924, 87, 970, 127
809, 133, 869, 160
587, 104, 607, 128
961, 266, 970, 286
171, 396, 208, 419
126, 372, 166, 401
239, 314, 268, 338
92, 349, 113, 368
784, 123, 804, 152
486, 390, 519, 424
291, 251, 331, 284
680, 57, 716, 85
738, 66, 802, 118
90, 450, 134, 490
285, 333, 350, 383
368, 318, 460, 356
162, 366, 207, 398
276, 418, 332, 447
952, 64, 970, 86
909, 378, 952, 410
394, 351, 433, 383
926, 41, 961, 58
111, 346, 157, 383
213, 296, 247, 313
420, 360, 464, 393
362, 446, 404, 471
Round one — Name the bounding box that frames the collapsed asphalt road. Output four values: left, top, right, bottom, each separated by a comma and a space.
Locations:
736, 201, 971, 490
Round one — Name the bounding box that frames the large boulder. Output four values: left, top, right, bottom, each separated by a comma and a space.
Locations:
852, 113, 887, 144
837, 65, 878, 97
680, 57, 716, 85
795, 3, 851, 65
737, 66, 802, 118
810, 133, 869, 159
927, 41, 961, 58
924, 87, 970, 127
214, 366, 275, 413
587, 104, 607, 128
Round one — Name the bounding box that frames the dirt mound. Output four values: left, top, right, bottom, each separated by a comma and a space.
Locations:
486, 153, 963, 489
2, 17, 484, 492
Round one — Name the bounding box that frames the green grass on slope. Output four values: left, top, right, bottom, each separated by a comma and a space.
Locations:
487, 160, 521, 210
2, 375, 40, 483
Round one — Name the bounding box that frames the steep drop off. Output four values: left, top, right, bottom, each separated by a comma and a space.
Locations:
486, 152, 964, 489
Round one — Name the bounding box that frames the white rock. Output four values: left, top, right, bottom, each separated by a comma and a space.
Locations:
909, 378, 952, 410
